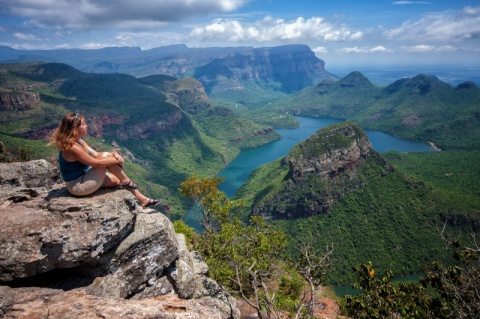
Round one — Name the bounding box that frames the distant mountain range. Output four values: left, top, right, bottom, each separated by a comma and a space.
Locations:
259, 71, 480, 151
0, 44, 337, 107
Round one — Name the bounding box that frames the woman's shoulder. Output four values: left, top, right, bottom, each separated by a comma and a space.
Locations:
63, 142, 83, 156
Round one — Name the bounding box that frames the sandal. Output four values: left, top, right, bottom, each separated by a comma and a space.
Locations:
142, 198, 162, 208
120, 180, 138, 190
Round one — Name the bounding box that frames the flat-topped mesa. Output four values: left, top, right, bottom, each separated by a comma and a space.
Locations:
251, 122, 393, 220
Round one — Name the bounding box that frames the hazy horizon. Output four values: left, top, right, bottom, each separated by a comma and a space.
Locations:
1, 1, 478, 66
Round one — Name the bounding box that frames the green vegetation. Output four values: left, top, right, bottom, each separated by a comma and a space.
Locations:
344, 237, 480, 319
0, 134, 56, 163
176, 175, 333, 318
177, 175, 480, 318
0, 62, 279, 218
262, 73, 480, 151
384, 150, 480, 209
240, 153, 465, 284
234, 123, 480, 285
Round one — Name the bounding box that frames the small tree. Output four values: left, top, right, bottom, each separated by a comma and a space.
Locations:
294, 239, 334, 318
344, 262, 436, 319
179, 175, 234, 232
420, 222, 480, 319
179, 175, 287, 319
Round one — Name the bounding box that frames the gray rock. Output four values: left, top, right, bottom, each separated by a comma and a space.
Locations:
0, 160, 240, 319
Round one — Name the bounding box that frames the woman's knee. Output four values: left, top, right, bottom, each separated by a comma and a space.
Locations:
98, 152, 111, 159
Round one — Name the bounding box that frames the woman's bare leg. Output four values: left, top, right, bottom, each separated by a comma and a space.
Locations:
96, 152, 129, 186
129, 189, 150, 207
97, 152, 155, 207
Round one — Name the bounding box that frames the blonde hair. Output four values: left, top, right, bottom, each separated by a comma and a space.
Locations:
48, 113, 84, 151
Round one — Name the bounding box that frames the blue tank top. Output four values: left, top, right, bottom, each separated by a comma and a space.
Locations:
58, 152, 90, 182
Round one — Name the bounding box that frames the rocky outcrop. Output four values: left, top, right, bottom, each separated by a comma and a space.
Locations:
84, 110, 185, 140
164, 78, 211, 115
252, 123, 393, 220
0, 91, 41, 111
0, 160, 240, 318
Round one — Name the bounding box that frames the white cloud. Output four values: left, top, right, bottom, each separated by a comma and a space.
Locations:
384, 5, 480, 42
13, 32, 42, 41
370, 46, 388, 52
312, 46, 328, 54
401, 45, 435, 52
0, 0, 250, 29
115, 31, 185, 48
340, 47, 364, 53
188, 16, 362, 44
338, 46, 390, 54
435, 45, 458, 52
392, 1, 432, 5
400, 45, 461, 53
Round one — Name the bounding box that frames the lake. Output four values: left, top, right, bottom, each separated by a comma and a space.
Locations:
217, 116, 437, 197
182, 116, 437, 229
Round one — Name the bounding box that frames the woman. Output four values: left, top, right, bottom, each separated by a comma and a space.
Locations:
49, 112, 161, 208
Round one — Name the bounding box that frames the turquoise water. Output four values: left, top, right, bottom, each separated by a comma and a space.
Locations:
217, 117, 437, 197
183, 116, 437, 230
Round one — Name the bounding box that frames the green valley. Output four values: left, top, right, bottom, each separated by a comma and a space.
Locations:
0, 62, 279, 217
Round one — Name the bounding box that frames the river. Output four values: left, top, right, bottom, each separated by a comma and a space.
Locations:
217, 116, 437, 197
182, 116, 437, 229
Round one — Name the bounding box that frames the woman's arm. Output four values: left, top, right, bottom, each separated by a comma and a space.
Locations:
79, 139, 99, 158
80, 140, 124, 167
64, 143, 122, 168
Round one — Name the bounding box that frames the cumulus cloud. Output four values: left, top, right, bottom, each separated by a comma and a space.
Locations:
13, 32, 42, 41
312, 46, 328, 54
385, 5, 480, 41
370, 45, 389, 52
0, 0, 249, 29
339, 46, 391, 53
188, 16, 362, 44
400, 44, 462, 53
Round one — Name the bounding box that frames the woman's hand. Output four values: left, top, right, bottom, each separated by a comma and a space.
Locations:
112, 152, 124, 167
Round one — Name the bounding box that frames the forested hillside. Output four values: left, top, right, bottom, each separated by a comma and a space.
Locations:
235, 122, 480, 284
260, 72, 480, 151
0, 62, 279, 216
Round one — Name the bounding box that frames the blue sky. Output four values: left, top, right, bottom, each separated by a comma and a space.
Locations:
0, 0, 479, 67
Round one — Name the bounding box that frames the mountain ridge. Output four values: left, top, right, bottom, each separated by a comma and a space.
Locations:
0, 44, 336, 106
261, 71, 480, 150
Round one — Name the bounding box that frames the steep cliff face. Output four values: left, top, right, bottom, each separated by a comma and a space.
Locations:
196, 44, 333, 94
0, 160, 240, 319
0, 91, 41, 111
86, 110, 185, 140
251, 122, 393, 220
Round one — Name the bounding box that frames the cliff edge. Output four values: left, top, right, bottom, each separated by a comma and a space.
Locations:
0, 160, 239, 319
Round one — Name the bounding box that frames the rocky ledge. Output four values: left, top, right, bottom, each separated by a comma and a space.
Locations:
0, 160, 239, 319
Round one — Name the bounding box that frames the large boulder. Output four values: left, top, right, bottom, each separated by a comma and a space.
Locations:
0, 160, 240, 319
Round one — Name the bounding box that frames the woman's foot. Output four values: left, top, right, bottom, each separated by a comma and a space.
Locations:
120, 179, 138, 190
141, 198, 162, 208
